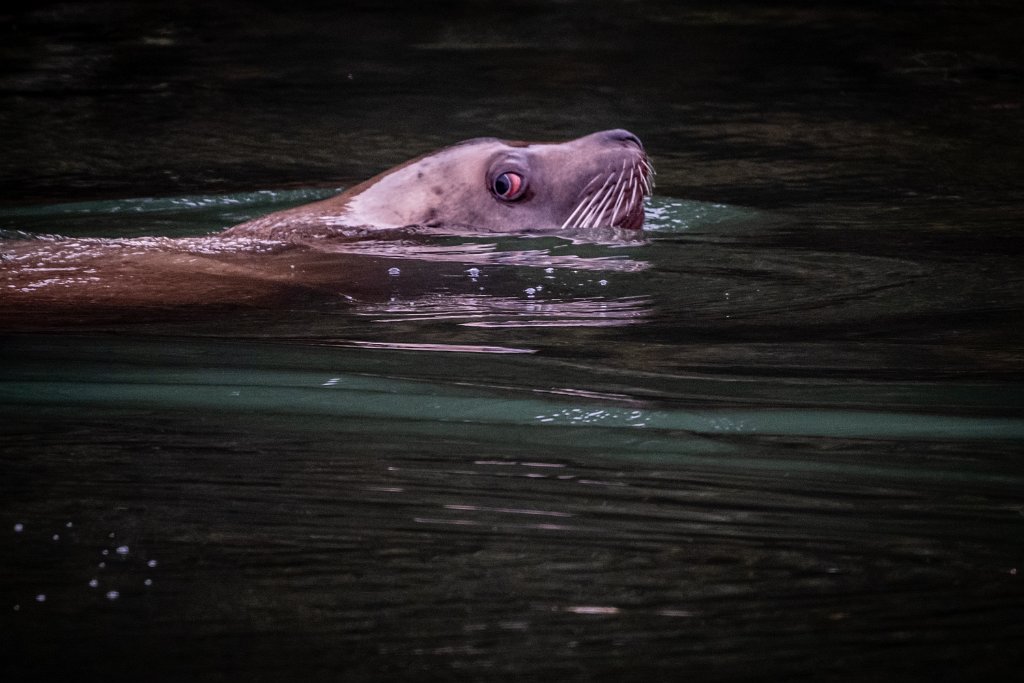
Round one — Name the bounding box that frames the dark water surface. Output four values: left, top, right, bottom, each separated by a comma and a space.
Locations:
3, 2, 1023, 681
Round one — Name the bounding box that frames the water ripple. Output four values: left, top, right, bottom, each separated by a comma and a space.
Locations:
359, 294, 652, 328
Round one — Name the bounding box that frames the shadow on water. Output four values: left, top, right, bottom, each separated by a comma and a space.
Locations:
3, 1, 1024, 681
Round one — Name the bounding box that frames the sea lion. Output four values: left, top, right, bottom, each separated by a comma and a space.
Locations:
221, 129, 653, 240
0, 130, 653, 327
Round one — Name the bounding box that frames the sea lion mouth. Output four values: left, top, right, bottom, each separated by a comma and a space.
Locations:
559, 152, 655, 231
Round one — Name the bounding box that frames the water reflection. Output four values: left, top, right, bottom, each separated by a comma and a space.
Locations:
360, 293, 651, 328
321, 340, 536, 354
308, 237, 649, 272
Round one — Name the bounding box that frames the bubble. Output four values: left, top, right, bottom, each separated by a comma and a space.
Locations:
144, 579, 153, 587
88, 579, 99, 588
101, 549, 109, 556
466, 267, 480, 277
524, 287, 536, 297
147, 560, 158, 568
13, 523, 23, 533
387, 267, 401, 276
35, 594, 46, 603
52, 534, 60, 541
115, 545, 130, 556
544, 267, 554, 274
65, 521, 73, 528
598, 279, 608, 286
105, 591, 120, 601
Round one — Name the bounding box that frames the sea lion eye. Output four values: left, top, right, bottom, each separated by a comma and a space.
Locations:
492, 172, 524, 201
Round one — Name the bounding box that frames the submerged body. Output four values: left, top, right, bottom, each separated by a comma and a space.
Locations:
221, 129, 653, 239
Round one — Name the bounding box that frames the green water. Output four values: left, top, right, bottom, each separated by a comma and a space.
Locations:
3, 1, 1024, 681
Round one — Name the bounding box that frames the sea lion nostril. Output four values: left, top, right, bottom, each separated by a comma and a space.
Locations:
602, 129, 643, 149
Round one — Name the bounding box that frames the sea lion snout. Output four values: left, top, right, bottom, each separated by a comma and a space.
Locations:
556, 129, 653, 231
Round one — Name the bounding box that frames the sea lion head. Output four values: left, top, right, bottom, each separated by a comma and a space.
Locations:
341, 129, 654, 232
224, 129, 654, 239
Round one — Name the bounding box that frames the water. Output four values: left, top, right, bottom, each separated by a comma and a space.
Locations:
3, 2, 1023, 681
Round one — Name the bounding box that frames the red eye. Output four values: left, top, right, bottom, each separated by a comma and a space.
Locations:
492, 172, 523, 200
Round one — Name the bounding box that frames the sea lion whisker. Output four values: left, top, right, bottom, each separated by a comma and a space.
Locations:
577, 172, 618, 229
618, 167, 634, 224
582, 172, 605, 193
607, 168, 629, 225
642, 158, 656, 191
584, 174, 621, 229
561, 173, 608, 229
560, 203, 583, 231
640, 165, 652, 196
610, 185, 625, 227
578, 185, 611, 230
602, 172, 626, 225
603, 166, 626, 221
580, 182, 615, 229
576, 186, 608, 230
561, 195, 591, 231
568, 181, 609, 230
610, 165, 631, 227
